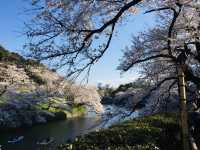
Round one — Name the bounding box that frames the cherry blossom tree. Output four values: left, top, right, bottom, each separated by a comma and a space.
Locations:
25, 1, 200, 149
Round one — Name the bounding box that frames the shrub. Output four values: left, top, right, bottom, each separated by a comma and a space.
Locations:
0, 46, 10, 61
58, 113, 180, 150
25, 59, 41, 67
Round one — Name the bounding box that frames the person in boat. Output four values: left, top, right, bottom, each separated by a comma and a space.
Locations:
37, 137, 54, 145
8, 136, 24, 143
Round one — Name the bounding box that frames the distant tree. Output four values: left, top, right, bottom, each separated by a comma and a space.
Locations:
97, 83, 103, 90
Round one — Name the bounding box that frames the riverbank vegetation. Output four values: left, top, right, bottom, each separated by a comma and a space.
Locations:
0, 46, 103, 130
58, 113, 186, 150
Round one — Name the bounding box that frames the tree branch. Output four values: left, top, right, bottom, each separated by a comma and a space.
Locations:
123, 54, 175, 71
145, 4, 182, 56
133, 77, 177, 111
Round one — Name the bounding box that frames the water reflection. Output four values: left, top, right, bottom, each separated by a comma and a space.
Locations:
0, 117, 101, 150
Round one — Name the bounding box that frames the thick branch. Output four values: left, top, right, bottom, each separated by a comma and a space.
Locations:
123, 54, 175, 71
145, 4, 182, 56
167, 3, 182, 56
83, 0, 142, 41
133, 77, 177, 111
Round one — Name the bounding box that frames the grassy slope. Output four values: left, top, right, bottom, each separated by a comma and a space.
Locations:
59, 113, 182, 150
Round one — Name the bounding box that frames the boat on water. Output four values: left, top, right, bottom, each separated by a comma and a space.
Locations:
36, 137, 54, 145
8, 136, 24, 143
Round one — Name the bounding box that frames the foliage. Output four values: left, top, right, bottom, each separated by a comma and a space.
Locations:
0, 45, 25, 63
24, 66, 46, 85
24, 1, 200, 115
118, 1, 200, 103
97, 84, 115, 97
71, 104, 86, 115
24, 0, 200, 101
38, 97, 86, 118
113, 79, 150, 94
0, 45, 44, 69
16, 86, 32, 93
58, 113, 181, 150
24, 59, 42, 67
0, 96, 8, 107
0, 45, 10, 60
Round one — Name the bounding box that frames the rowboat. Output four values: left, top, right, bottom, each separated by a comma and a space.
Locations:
8, 136, 24, 143
36, 137, 54, 145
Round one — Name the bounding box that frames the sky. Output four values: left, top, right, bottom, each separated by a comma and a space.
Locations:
0, 0, 156, 87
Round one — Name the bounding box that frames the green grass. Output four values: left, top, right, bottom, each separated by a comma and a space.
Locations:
58, 113, 181, 150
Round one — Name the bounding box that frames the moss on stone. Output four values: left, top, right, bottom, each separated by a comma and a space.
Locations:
37, 98, 86, 118
71, 104, 86, 115
0, 96, 8, 106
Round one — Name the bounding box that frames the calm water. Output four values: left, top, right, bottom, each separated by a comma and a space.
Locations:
0, 117, 102, 150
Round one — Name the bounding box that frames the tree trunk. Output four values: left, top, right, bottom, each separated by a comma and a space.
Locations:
177, 65, 190, 150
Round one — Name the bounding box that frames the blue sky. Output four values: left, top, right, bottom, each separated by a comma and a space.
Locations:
0, 1, 156, 87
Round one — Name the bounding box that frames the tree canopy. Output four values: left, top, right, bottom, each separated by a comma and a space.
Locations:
24, 0, 200, 100
25, 0, 142, 78
118, 0, 200, 100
